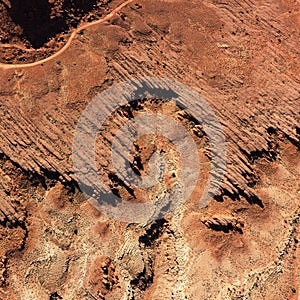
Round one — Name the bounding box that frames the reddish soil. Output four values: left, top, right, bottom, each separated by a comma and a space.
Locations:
0, 0, 299, 299
0, 0, 122, 63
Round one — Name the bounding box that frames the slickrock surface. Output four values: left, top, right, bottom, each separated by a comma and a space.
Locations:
0, 0, 299, 299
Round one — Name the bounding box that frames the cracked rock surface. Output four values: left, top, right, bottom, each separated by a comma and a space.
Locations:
0, 0, 299, 299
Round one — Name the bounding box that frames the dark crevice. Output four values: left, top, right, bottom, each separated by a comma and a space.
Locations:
108, 172, 135, 198
130, 219, 167, 296
215, 186, 264, 208
0, 0, 107, 48
239, 126, 280, 165
217, 126, 287, 207
1, 0, 67, 48
139, 218, 167, 247
202, 218, 244, 234
284, 128, 300, 149
130, 264, 154, 291
49, 292, 63, 300
1, 152, 78, 190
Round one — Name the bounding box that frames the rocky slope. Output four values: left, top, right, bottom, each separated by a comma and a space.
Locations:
0, 0, 299, 299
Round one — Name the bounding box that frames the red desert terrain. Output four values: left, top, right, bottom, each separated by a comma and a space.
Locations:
0, 0, 299, 299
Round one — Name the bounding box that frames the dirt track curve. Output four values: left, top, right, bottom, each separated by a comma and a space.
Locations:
0, 0, 134, 69
0, 0, 299, 299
